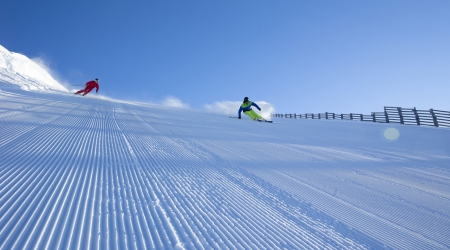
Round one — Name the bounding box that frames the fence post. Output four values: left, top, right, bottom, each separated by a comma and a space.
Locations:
397, 107, 404, 124
340, 114, 343, 119
413, 107, 420, 125
360, 114, 363, 121
384, 107, 390, 123
332, 113, 335, 119
372, 113, 376, 122
350, 113, 353, 120
430, 109, 439, 127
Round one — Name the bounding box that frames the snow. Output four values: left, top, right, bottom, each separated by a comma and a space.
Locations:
0, 45, 67, 92
0, 85, 449, 250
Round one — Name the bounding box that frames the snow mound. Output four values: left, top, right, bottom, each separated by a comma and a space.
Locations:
0, 44, 67, 92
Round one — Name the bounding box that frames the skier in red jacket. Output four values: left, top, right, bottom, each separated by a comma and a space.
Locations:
75, 78, 99, 96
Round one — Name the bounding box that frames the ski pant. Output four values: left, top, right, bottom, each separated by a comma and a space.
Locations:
75, 86, 95, 96
244, 110, 263, 120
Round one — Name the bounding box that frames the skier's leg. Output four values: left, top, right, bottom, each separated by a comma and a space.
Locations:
243, 111, 253, 120
75, 89, 85, 95
252, 110, 264, 120
245, 110, 258, 120
82, 87, 94, 96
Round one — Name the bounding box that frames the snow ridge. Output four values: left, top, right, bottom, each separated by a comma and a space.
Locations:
0, 45, 67, 92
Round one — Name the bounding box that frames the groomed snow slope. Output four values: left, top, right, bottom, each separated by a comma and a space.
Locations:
1, 86, 450, 250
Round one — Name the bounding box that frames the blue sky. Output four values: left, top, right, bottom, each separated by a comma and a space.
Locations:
1, 0, 449, 114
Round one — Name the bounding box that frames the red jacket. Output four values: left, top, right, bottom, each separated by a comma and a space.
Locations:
85, 80, 99, 92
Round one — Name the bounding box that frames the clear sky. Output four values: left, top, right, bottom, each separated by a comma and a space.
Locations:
1, 0, 449, 114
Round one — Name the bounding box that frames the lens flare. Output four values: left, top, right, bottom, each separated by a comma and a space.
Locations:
384, 128, 400, 140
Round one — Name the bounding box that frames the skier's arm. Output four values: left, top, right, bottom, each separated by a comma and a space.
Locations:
251, 102, 261, 111
238, 107, 243, 119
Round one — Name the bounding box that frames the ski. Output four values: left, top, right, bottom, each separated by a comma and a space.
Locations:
230, 117, 273, 123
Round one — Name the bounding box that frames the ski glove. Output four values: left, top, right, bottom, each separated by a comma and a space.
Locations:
258, 108, 261, 111
238, 117, 241, 119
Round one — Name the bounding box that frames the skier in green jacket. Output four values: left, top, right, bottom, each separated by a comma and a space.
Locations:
238, 97, 264, 121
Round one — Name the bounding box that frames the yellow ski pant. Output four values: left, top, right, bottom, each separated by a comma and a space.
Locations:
244, 110, 263, 120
